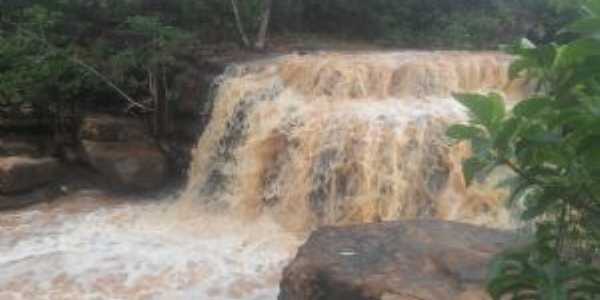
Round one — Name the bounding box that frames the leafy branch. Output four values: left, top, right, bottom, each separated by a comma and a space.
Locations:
2, 19, 152, 111
448, 0, 600, 298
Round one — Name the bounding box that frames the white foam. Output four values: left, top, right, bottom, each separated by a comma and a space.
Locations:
0, 194, 302, 300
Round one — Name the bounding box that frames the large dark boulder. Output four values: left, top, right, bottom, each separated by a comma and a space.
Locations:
279, 220, 517, 300
0, 156, 60, 194
81, 141, 167, 191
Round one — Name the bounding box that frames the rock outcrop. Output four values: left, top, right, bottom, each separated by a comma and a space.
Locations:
81, 141, 167, 190
79, 114, 151, 143
279, 220, 516, 300
79, 115, 167, 191
0, 139, 41, 157
0, 156, 60, 194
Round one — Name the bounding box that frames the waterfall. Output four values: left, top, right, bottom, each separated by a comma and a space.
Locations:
0, 51, 532, 300
179, 51, 530, 230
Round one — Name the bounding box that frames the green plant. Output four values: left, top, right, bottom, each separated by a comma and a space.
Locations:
447, 0, 600, 298
117, 15, 193, 135
488, 244, 600, 299
0, 4, 96, 123
0, 2, 197, 135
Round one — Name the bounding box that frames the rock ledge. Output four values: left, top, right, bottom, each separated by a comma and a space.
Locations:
279, 220, 515, 300
0, 156, 60, 194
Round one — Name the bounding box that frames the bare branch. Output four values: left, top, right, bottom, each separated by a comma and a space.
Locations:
255, 0, 272, 50
70, 57, 151, 111
231, 0, 251, 48
4, 20, 152, 111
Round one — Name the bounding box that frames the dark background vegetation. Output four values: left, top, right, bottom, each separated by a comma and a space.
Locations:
273, 0, 575, 47
0, 0, 581, 139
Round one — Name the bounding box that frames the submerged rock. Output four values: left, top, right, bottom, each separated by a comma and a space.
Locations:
279, 220, 515, 300
0, 156, 60, 194
81, 141, 167, 191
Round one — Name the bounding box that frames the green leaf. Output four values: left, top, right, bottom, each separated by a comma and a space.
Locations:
494, 117, 522, 155
571, 284, 600, 296
513, 97, 551, 118
522, 189, 561, 220
577, 135, 600, 154
454, 93, 506, 132
537, 44, 560, 69
509, 57, 536, 79
507, 180, 534, 207
446, 124, 484, 140
563, 17, 600, 36
557, 39, 600, 67
578, 135, 600, 170
584, 0, 600, 17
462, 156, 497, 186
547, 108, 583, 128
558, 55, 600, 90
524, 130, 562, 145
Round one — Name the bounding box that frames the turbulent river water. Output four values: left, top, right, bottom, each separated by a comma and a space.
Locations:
0, 51, 530, 299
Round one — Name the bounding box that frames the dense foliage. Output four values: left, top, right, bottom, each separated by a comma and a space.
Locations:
448, 0, 600, 298
0, 0, 582, 134
0, 1, 205, 137
274, 0, 578, 48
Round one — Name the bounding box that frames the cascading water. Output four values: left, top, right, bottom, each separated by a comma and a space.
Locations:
178, 51, 528, 230
0, 51, 530, 299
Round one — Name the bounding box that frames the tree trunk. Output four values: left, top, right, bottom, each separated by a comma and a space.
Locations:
149, 66, 169, 138
231, 0, 251, 48
156, 66, 168, 138
158, 65, 169, 138
148, 68, 159, 136
254, 0, 272, 50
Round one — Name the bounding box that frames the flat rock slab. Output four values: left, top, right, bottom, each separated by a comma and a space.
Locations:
279, 220, 516, 300
0, 156, 60, 194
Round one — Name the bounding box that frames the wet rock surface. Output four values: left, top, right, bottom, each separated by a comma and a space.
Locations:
0, 156, 60, 194
279, 220, 515, 300
79, 115, 167, 191
81, 141, 167, 191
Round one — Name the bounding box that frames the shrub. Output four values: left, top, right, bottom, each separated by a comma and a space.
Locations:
447, 0, 600, 298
